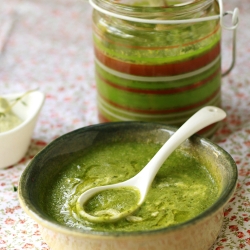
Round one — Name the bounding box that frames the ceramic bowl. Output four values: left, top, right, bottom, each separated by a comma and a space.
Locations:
0, 90, 45, 168
18, 122, 237, 250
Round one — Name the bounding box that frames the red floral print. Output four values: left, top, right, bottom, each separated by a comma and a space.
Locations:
246, 238, 250, 245
229, 197, 236, 202
5, 208, 15, 214
215, 247, 224, 250
244, 141, 250, 147
4, 218, 15, 225
238, 169, 250, 177
22, 243, 34, 249
237, 232, 245, 238
230, 215, 237, 221
229, 225, 239, 232
33, 230, 40, 236
239, 243, 246, 248
224, 208, 233, 216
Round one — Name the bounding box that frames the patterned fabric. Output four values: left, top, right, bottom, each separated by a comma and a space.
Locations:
0, 0, 249, 249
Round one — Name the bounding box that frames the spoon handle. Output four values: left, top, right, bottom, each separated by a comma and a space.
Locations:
136, 106, 226, 200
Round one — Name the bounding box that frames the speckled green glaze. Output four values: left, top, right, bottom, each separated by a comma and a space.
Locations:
18, 122, 238, 250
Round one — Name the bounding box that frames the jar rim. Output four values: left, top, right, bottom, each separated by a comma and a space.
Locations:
92, 0, 213, 8
90, 0, 219, 24
90, 0, 216, 21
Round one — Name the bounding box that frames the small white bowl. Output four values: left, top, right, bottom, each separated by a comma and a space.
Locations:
0, 90, 45, 168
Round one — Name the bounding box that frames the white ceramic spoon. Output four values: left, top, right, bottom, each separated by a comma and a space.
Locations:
76, 106, 226, 223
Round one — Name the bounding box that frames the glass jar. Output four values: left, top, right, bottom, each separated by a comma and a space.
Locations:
91, 0, 236, 137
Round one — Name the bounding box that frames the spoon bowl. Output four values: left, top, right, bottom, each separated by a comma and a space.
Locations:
77, 106, 226, 222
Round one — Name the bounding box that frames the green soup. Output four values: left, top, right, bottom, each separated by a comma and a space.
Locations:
45, 141, 220, 232
93, 1, 221, 134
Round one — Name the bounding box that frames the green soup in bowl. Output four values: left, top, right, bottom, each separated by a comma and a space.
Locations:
19, 122, 237, 250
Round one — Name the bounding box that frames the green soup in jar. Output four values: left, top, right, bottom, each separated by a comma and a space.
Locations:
92, 0, 221, 137
44, 141, 220, 232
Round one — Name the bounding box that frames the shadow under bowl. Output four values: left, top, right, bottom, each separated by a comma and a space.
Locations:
18, 122, 238, 250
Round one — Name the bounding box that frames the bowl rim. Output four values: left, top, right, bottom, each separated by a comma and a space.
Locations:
18, 121, 238, 238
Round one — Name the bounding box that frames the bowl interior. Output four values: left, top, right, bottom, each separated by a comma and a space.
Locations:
19, 122, 238, 235
3, 91, 45, 127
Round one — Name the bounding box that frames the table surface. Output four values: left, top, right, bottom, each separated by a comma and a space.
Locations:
0, 0, 249, 249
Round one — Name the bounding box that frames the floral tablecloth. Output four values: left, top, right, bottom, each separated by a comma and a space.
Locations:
0, 0, 249, 249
